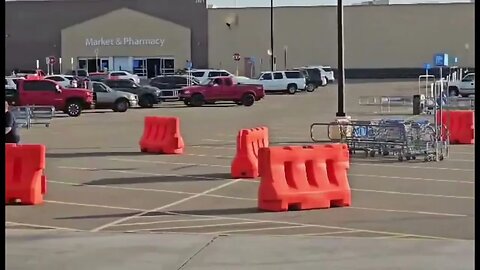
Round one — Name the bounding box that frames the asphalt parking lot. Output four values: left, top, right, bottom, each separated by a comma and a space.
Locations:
6, 80, 474, 241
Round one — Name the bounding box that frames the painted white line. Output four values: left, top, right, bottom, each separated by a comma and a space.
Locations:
49, 180, 254, 201
58, 166, 231, 180
289, 230, 365, 237
125, 221, 265, 233
112, 217, 226, 227
108, 157, 230, 168
350, 173, 474, 184
44, 200, 147, 212
48, 179, 256, 201
351, 188, 474, 199
191, 145, 236, 150
210, 225, 313, 234
6, 221, 81, 231
351, 162, 473, 172
348, 206, 468, 217
90, 179, 241, 232
162, 211, 468, 241
202, 139, 236, 143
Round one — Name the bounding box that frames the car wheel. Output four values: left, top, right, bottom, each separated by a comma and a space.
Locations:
306, 83, 316, 92
190, 94, 205, 107
448, 87, 459, 97
242, 93, 255, 107
66, 101, 82, 117
113, 99, 129, 112
287, 84, 297, 95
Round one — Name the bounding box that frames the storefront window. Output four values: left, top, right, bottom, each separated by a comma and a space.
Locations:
133, 58, 147, 77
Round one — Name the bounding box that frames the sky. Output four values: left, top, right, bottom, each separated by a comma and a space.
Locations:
206, 0, 470, 7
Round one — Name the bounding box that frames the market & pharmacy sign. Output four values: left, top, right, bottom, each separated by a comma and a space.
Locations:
85, 37, 165, 47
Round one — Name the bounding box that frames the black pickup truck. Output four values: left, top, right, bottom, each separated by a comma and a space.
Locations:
103, 79, 161, 108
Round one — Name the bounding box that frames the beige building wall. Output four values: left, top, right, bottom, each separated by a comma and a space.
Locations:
208, 3, 474, 76
61, 8, 191, 71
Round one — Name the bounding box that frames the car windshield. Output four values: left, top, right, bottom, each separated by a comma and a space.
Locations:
322, 67, 333, 72
200, 78, 215, 85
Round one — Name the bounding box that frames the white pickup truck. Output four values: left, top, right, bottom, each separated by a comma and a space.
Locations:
448, 73, 475, 97
258, 70, 306, 94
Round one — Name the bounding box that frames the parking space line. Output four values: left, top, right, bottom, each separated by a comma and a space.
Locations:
48, 180, 471, 216
44, 200, 147, 211
6, 221, 81, 231
90, 179, 241, 232
210, 225, 313, 234
289, 230, 364, 237
58, 166, 231, 179
351, 162, 473, 172
108, 157, 230, 168
49, 180, 254, 201
124, 221, 266, 233
351, 188, 474, 199
350, 173, 474, 184
163, 211, 467, 240
112, 217, 226, 227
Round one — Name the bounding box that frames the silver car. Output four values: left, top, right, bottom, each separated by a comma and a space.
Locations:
88, 81, 138, 112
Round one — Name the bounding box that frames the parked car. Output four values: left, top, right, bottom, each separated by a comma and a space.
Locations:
108, 71, 140, 84
5, 77, 18, 91
294, 67, 327, 91
12, 69, 46, 78
64, 69, 89, 79
6, 78, 94, 117
104, 79, 161, 108
448, 73, 475, 97
306, 65, 335, 83
257, 70, 306, 94
189, 69, 234, 83
149, 75, 200, 101
44, 75, 78, 88
86, 81, 138, 112
88, 72, 109, 82
179, 76, 265, 107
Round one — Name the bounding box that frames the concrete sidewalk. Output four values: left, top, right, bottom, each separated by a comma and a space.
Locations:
6, 229, 474, 270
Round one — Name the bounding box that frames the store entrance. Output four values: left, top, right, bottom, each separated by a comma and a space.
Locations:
147, 59, 161, 78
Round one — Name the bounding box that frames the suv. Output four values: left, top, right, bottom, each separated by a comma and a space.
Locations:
149, 75, 200, 101
306, 66, 335, 83
87, 81, 138, 112
448, 73, 475, 97
189, 69, 234, 83
258, 70, 306, 94
104, 79, 161, 108
295, 67, 327, 92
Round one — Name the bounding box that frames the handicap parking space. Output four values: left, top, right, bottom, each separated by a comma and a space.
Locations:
7, 80, 474, 241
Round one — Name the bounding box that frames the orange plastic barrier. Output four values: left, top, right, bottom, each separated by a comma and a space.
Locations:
258, 144, 351, 212
436, 110, 474, 144
5, 144, 47, 205
231, 127, 269, 178
139, 116, 184, 154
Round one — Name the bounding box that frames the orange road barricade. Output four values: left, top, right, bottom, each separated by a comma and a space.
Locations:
258, 144, 351, 212
5, 144, 47, 205
231, 127, 269, 178
139, 116, 185, 154
437, 110, 474, 144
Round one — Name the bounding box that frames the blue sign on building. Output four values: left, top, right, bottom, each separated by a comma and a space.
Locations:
434, 53, 449, 67
185, 60, 193, 69
423, 63, 431, 70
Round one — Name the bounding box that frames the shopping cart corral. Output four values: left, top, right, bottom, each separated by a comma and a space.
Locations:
310, 118, 449, 162
10, 106, 55, 129
358, 96, 413, 113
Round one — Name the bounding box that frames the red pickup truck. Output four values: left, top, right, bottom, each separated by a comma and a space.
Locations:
179, 76, 265, 107
7, 78, 94, 117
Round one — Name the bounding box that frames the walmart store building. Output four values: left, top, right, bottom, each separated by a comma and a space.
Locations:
5, 0, 475, 78
5, 0, 208, 77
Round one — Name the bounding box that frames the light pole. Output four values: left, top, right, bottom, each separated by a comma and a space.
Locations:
336, 0, 346, 117
270, 0, 274, 71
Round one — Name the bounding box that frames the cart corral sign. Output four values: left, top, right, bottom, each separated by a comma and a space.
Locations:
85, 37, 166, 47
